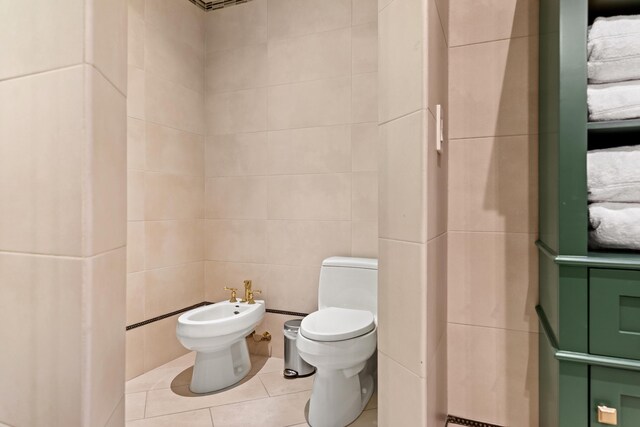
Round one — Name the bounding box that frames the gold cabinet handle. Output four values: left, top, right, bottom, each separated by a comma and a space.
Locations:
597, 405, 617, 425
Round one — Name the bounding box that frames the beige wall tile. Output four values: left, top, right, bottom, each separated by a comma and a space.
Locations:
106, 396, 125, 427
128, 118, 146, 170
448, 135, 538, 233
126, 328, 145, 380
0, 253, 83, 427
206, 132, 269, 177
146, 0, 205, 50
268, 0, 351, 40
205, 261, 271, 303
206, 177, 268, 219
143, 314, 190, 372
448, 232, 538, 332
267, 126, 351, 174
87, 0, 128, 93
145, 220, 204, 269
146, 123, 204, 176
128, 170, 145, 221
378, 239, 427, 377
145, 24, 205, 93
434, 0, 450, 44
427, 234, 447, 363
144, 173, 204, 220
352, 72, 378, 123
145, 262, 204, 319
378, 351, 427, 426
378, 0, 424, 123
128, 0, 145, 69
449, 0, 538, 47
449, 36, 538, 139
206, 88, 268, 135
353, 0, 378, 25
127, 271, 146, 325
351, 122, 379, 172
268, 28, 351, 86
267, 220, 352, 266
205, 0, 267, 52
268, 77, 351, 130
268, 174, 352, 220
379, 111, 426, 243
427, 333, 448, 427
353, 172, 378, 221
264, 264, 320, 313
127, 222, 146, 273
426, 111, 447, 239
0, 66, 84, 255
205, 220, 268, 263
352, 220, 379, 258
146, 73, 205, 135
86, 248, 126, 427
427, 0, 448, 115
206, 44, 268, 93
128, 65, 145, 120
89, 68, 127, 255
448, 323, 539, 427
352, 22, 378, 74
0, 0, 83, 80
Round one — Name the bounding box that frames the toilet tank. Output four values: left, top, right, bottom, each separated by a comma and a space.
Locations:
318, 257, 378, 316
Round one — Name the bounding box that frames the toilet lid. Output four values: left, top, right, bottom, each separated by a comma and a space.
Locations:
300, 307, 375, 342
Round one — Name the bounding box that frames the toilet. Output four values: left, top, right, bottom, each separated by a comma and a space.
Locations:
296, 256, 378, 427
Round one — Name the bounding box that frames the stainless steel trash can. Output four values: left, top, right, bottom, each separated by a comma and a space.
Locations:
283, 319, 315, 378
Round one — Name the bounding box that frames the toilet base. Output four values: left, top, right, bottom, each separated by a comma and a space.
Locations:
190, 338, 251, 394
306, 364, 375, 427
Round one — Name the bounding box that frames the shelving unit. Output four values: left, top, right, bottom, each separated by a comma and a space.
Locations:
538, 0, 640, 425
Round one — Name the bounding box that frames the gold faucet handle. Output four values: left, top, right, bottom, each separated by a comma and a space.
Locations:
247, 289, 261, 304
223, 286, 238, 303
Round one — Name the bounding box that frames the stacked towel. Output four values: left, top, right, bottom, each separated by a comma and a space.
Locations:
588, 145, 640, 250
589, 203, 640, 250
588, 144, 640, 202
588, 15, 640, 84
588, 15, 640, 121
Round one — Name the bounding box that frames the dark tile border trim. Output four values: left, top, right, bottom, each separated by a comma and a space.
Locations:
126, 301, 308, 331
446, 415, 504, 427
188, 0, 253, 12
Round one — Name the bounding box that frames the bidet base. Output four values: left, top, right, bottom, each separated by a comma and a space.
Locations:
190, 338, 251, 393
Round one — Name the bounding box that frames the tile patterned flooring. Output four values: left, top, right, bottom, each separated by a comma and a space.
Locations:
125, 352, 378, 426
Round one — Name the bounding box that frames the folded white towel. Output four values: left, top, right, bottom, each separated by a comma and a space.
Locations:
589, 203, 640, 250
588, 81, 640, 121
588, 145, 640, 203
588, 15, 640, 83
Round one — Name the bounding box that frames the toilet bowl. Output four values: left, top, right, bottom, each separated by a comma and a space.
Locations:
176, 299, 265, 393
296, 257, 378, 427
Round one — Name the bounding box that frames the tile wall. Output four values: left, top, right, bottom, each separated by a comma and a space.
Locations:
0, 0, 127, 425
377, 0, 449, 425
125, 0, 207, 379
202, 0, 380, 357
446, 0, 540, 425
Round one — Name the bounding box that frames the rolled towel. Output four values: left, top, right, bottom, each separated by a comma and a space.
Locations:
589, 202, 640, 250
588, 15, 640, 83
588, 81, 640, 121
588, 144, 640, 203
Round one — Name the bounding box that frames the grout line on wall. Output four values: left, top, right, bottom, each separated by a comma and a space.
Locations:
0, 63, 84, 84
449, 33, 537, 50
448, 321, 540, 335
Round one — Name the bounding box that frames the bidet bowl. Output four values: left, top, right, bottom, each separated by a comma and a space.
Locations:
175, 300, 265, 393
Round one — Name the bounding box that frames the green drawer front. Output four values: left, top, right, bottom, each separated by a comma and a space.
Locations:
591, 366, 640, 426
590, 269, 640, 360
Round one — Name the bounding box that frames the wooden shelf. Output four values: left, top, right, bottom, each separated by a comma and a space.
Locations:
588, 119, 640, 134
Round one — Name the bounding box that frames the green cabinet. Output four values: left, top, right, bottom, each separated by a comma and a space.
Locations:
591, 269, 640, 360
591, 367, 640, 426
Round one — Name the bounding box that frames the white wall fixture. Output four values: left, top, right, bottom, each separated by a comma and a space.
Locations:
437, 104, 444, 154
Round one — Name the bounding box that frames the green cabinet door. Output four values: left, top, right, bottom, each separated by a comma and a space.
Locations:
590, 269, 640, 360
591, 366, 640, 426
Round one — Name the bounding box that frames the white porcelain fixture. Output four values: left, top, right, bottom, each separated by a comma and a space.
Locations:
297, 256, 378, 427
176, 300, 265, 393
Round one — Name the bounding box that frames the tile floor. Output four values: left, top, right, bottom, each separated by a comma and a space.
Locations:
125, 352, 378, 426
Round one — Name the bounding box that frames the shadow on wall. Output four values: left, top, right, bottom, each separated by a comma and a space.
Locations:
484, 0, 539, 425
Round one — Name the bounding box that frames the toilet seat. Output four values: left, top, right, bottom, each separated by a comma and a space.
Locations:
300, 307, 375, 342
